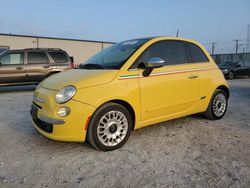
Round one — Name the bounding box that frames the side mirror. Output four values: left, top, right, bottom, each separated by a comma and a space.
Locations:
146, 57, 165, 68
236, 64, 241, 68
142, 57, 165, 77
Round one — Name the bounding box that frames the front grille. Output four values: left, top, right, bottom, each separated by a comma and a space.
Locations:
30, 104, 53, 133
35, 118, 53, 133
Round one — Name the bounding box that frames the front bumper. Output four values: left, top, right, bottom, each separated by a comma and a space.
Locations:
31, 86, 95, 142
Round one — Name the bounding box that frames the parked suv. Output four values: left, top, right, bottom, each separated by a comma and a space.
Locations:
0, 48, 74, 86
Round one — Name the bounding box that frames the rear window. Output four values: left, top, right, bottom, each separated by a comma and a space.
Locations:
187, 43, 209, 63
49, 52, 68, 63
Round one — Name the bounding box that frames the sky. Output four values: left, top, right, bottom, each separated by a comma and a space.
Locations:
0, 0, 250, 53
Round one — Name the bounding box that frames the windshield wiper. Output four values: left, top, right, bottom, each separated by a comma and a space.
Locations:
78, 63, 104, 69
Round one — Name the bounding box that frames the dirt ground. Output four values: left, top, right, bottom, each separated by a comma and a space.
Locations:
0, 79, 249, 188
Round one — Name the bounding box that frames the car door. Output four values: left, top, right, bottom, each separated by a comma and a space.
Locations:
0, 51, 26, 84
137, 40, 199, 121
234, 61, 245, 76
25, 51, 51, 82
243, 61, 250, 76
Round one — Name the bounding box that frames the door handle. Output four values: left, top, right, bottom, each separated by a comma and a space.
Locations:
188, 75, 199, 79
43, 65, 50, 68
16, 67, 23, 70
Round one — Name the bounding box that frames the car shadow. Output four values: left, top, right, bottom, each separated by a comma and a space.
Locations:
0, 85, 36, 93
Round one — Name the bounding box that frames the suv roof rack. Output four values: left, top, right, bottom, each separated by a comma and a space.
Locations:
24, 48, 63, 51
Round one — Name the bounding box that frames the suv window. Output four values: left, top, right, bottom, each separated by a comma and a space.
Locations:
0, 52, 24, 65
28, 52, 49, 64
49, 52, 68, 63
135, 40, 189, 68
186, 43, 208, 63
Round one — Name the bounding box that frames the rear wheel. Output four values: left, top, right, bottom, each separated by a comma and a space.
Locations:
204, 89, 228, 120
87, 102, 132, 151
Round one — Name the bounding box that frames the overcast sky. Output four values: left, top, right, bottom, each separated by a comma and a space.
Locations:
0, 0, 249, 53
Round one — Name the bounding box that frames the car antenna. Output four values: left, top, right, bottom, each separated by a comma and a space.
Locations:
176, 29, 179, 37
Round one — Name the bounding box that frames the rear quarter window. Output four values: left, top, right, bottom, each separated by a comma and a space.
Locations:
49, 52, 68, 63
187, 43, 209, 63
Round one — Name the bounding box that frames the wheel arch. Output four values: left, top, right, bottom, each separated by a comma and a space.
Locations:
216, 85, 230, 99
109, 99, 136, 130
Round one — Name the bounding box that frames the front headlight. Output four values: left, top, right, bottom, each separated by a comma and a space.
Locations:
55, 86, 76, 104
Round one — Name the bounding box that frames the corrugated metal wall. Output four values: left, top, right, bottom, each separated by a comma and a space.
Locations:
0, 34, 113, 66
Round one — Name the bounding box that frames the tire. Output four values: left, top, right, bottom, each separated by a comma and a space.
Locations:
227, 71, 234, 79
203, 89, 228, 120
87, 102, 132, 151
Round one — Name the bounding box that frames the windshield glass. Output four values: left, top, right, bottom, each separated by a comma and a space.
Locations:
78, 39, 150, 70
219, 61, 237, 67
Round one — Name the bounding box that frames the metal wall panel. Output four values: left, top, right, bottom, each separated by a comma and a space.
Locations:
0, 35, 38, 49
38, 38, 102, 66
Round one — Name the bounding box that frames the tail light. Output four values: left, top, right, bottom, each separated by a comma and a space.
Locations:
70, 56, 74, 68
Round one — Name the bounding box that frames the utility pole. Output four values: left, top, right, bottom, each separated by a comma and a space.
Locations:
212, 42, 216, 55
234, 39, 239, 54
246, 24, 250, 52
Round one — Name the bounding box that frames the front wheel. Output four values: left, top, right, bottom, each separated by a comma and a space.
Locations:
227, 71, 234, 79
203, 89, 228, 120
87, 102, 132, 151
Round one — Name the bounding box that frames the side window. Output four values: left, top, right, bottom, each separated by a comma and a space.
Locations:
28, 52, 49, 64
187, 43, 209, 63
49, 52, 68, 63
0, 52, 24, 65
135, 40, 189, 67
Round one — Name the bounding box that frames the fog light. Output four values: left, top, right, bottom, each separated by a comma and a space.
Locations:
57, 107, 71, 117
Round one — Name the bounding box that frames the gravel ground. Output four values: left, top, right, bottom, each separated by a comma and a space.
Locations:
0, 79, 249, 188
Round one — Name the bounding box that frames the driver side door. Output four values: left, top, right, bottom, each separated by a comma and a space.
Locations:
137, 40, 200, 121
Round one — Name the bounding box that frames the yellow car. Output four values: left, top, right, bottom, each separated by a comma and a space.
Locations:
30, 36, 229, 151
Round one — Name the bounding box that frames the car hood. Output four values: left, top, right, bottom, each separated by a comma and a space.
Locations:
40, 69, 119, 90
218, 65, 233, 69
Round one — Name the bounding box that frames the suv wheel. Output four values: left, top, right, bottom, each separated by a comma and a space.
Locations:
204, 89, 228, 120
87, 102, 132, 151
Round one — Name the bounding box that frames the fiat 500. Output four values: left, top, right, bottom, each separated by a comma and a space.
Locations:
31, 37, 229, 151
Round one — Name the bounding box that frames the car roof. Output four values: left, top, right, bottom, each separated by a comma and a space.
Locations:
126, 36, 203, 47
4, 48, 64, 52
1, 48, 66, 54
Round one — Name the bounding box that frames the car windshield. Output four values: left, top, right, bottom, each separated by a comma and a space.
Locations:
78, 39, 150, 70
219, 61, 237, 67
